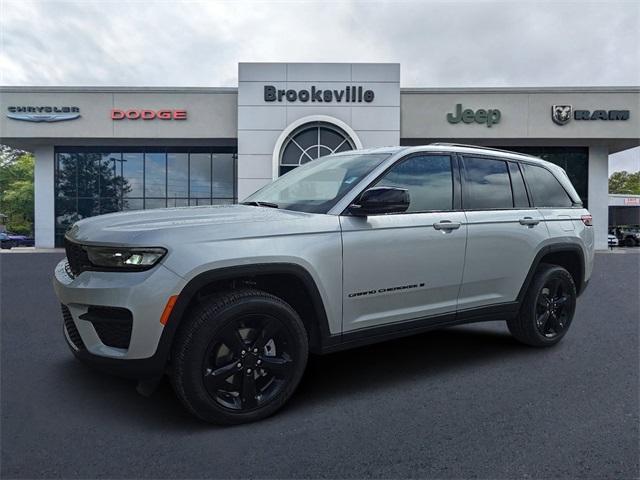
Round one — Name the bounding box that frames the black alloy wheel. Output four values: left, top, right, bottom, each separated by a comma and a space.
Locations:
171, 289, 308, 424
507, 263, 576, 347
202, 313, 296, 411
534, 277, 573, 339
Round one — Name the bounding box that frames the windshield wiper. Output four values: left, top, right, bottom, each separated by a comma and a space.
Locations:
241, 201, 279, 209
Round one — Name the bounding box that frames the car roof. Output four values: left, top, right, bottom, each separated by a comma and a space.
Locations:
352, 143, 547, 164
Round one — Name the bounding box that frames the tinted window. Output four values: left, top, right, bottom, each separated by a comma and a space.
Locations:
167, 152, 189, 198
463, 157, 513, 209
145, 152, 166, 198
122, 152, 143, 198
375, 155, 453, 212
508, 162, 530, 208
190, 153, 211, 198
521, 163, 573, 207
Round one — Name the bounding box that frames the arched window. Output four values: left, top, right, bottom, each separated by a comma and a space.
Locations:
279, 122, 355, 176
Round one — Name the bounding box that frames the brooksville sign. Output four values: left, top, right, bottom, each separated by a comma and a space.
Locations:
264, 85, 375, 103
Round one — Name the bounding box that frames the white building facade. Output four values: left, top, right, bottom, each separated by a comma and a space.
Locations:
1, 63, 638, 250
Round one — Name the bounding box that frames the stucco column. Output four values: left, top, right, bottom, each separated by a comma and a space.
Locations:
33, 145, 55, 248
588, 145, 609, 250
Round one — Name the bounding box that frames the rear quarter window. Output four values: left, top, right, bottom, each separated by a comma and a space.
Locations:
521, 163, 574, 207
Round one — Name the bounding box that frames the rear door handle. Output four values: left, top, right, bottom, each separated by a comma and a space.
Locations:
433, 220, 461, 230
519, 217, 540, 226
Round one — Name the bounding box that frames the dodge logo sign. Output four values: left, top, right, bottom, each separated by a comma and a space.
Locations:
111, 109, 187, 120
552, 105, 572, 125
7, 106, 81, 122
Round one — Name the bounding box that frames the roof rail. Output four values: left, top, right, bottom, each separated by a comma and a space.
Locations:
429, 143, 539, 159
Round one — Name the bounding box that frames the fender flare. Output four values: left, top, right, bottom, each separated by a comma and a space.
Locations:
516, 243, 587, 302
156, 263, 332, 363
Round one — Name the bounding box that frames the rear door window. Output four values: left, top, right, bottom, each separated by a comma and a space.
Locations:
462, 156, 513, 209
521, 163, 574, 207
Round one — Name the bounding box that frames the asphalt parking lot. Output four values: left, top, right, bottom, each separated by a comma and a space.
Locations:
1, 250, 638, 479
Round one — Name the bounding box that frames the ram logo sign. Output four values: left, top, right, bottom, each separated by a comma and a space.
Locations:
552, 105, 630, 125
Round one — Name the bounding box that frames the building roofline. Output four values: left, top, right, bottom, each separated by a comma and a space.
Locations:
0, 86, 238, 93
401, 86, 640, 94
1, 85, 638, 94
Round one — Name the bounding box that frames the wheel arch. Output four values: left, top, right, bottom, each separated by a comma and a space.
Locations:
517, 243, 587, 303
161, 263, 332, 362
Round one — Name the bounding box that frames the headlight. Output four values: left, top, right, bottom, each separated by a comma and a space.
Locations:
84, 246, 167, 270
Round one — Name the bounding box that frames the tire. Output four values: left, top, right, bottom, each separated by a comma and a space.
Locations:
170, 289, 309, 425
507, 264, 577, 347
624, 237, 636, 247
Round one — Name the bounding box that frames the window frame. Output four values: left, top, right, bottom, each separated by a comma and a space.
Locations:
507, 160, 532, 209
341, 152, 460, 216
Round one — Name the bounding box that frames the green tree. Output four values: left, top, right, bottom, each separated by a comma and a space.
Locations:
0, 149, 34, 235
609, 171, 640, 195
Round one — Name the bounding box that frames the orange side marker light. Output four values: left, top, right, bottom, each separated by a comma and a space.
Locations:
160, 295, 178, 325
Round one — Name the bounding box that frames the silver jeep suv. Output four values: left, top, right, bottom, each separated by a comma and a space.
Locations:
54, 144, 594, 424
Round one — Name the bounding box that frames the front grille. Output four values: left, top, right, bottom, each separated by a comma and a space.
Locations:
64, 238, 91, 278
80, 307, 133, 350
61, 304, 85, 350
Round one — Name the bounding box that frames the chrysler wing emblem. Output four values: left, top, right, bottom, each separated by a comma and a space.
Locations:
6, 113, 81, 122
551, 105, 572, 125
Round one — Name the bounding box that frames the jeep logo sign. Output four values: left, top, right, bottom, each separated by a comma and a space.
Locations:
264, 85, 374, 103
446, 104, 501, 127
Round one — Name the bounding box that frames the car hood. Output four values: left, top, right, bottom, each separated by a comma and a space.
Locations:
66, 204, 339, 246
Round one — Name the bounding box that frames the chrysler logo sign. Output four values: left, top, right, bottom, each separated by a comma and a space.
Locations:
264, 85, 374, 103
7, 106, 81, 122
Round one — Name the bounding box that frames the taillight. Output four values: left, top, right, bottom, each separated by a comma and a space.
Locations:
581, 214, 593, 226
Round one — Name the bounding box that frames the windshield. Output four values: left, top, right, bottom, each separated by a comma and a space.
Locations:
244, 153, 390, 213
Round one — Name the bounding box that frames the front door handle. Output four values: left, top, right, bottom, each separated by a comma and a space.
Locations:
519, 217, 540, 226
433, 220, 461, 230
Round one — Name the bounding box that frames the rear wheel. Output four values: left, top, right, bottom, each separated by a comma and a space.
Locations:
171, 289, 308, 424
507, 264, 576, 347
624, 237, 636, 247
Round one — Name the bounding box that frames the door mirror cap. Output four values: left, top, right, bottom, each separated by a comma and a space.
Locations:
349, 186, 410, 216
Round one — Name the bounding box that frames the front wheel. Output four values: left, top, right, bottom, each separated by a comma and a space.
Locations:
507, 264, 577, 347
171, 289, 308, 425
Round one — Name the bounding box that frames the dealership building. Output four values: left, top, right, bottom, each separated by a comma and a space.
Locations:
1, 62, 638, 250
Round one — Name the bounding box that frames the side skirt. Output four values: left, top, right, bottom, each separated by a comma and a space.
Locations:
318, 302, 519, 354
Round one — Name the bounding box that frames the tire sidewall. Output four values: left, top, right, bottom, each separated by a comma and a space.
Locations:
173, 292, 308, 424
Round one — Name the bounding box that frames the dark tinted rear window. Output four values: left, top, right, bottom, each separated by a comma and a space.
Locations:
462, 157, 513, 209
521, 163, 573, 207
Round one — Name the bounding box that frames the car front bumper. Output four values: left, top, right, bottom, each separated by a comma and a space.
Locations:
53, 258, 186, 378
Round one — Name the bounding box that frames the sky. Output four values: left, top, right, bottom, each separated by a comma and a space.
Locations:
0, 0, 638, 171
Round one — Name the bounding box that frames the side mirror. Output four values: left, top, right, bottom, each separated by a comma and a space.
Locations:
349, 186, 410, 216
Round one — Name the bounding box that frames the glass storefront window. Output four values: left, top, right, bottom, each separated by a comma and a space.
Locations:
122, 152, 144, 198
54, 147, 236, 246
190, 153, 212, 198
168, 152, 189, 199
145, 152, 167, 198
